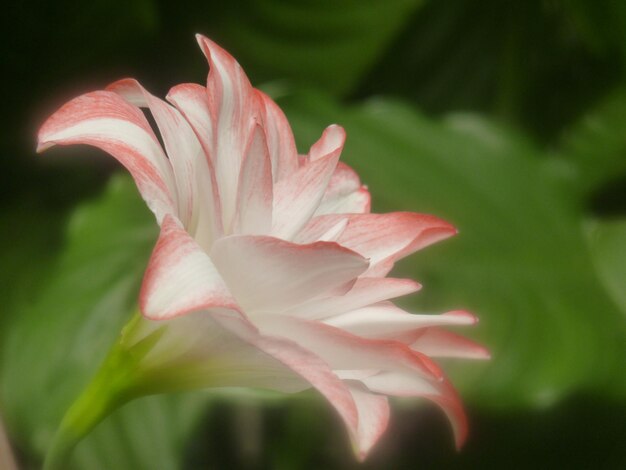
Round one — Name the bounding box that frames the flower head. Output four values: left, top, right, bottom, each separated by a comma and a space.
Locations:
38, 34, 488, 459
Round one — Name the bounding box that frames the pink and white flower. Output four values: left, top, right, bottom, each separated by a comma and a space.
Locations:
37, 35, 488, 458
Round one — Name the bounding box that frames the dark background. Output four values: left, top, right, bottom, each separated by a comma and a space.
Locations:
1, 1, 625, 468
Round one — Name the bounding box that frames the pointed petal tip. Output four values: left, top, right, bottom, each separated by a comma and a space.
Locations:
477, 346, 491, 360
36, 140, 52, 153
195, 32, 208, 46
445, 310, 479, 325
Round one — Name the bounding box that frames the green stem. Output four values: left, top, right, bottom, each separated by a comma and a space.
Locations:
43, 340, 136, 470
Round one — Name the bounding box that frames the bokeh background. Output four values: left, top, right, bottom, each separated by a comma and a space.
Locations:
1, 1, 625, 468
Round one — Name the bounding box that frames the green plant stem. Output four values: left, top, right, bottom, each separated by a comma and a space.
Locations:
43, 341, 136, 470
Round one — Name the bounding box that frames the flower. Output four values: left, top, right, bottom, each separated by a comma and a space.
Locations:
37, 34, 488, 459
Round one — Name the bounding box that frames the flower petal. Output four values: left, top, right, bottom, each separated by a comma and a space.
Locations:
411, 329, 490, 360
349, 386, 390, 461
166, 83, 214, 162
309, 124, 346, 162
316, 162, 371, 216
325, 305, 479, 338
210, 235, 368, 314
234, 123, 273, 235
286, 278, 421, 320
256, 315, 442, 381
37, 90, 176, 223
140, 215, 238, 320
362, 372, 468, 449
337, 212, 458, 274
272, 148, 342, 240
196, 34, 258, 231
108, 79, 221, 244
207, 311, 360, 442
256, 90, 298, 181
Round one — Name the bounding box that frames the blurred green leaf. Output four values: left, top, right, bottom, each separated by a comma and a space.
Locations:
0, 204, 63, 341
559, 87, 626, 196
0, 176, 207, 469
280, 91, 626, 407
213, 0, 423, 95
586, 219, 626, 316
563, 0, 626, 62
356, 0, 621, 141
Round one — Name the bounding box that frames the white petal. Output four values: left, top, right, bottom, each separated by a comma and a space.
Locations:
109, 79, 221, 245
140, 215, 237, 320
285, 278, 421, 320
326, 306, 479, 337
210, 235, 368, 314
37, 91, 176, 223
234, 124, 273, 235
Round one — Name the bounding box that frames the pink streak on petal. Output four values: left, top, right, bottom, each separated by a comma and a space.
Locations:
256, 89, 299, 181
272, 149, 342, 240
37, 90, 176, 223
235, 123, 273, 235
108, 79, 221, 242
411, 328, 491, 360
349, 387, 390, 461
140, 215, 238, 320
196, 34, 258, 231
309, 124, 346, 162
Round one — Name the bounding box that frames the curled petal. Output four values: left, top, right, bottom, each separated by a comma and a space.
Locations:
108, 79, 221, 243
37, 91, 176, 223
362, 371, 468, 449
349, 386, 390, 460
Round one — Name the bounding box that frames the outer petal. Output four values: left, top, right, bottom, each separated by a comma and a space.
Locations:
308, 125, 346, 162
349, 387, 390, 460
256, 90, 299, 181
256, 315, 443, 381
140, 215, 238, 320
272, 145, 343, 240
206, 311, 361, 445
196, 34, 258, 231
362, 371, 468, 449
37, 90, 176, 223
234, 124, 273, 235
108, 79, 221, 244
210, 235, 368, 314
337, 212, 457, 274
325, 305, 479, 338
411, 329, 490, 360
284, 278, 421, 320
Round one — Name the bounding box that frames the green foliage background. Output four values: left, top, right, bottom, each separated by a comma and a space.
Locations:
1, 1, 625, 468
